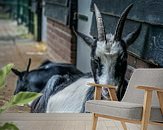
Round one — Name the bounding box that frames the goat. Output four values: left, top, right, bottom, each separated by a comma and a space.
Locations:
12, 58, 83, 95
77, 4, 141, 100
13, 4, 141, 113
43, 4, 141, 113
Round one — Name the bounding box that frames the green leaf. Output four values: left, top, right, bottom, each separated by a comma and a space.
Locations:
0, 102, 11, 113
0, 123, 19, 130
0, 92, 42, 114
0, 64, 14, 88
11, 92, 42, 106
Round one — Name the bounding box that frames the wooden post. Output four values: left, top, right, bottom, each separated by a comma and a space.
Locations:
94, 87, 101, 100
157, 91, 163, 115
108, 88, 118, 101
91, 86, 101, 130
141, 90, 153, 130
92, 113, 98, 130
108, 88, 127, 130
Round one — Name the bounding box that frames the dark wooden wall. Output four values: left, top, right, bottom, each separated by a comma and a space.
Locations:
45, 0, 69, 25
45, 0, 77, 64
90, 0, 163, 67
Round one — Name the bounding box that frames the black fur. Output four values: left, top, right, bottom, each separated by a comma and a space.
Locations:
12, 60, 83, 95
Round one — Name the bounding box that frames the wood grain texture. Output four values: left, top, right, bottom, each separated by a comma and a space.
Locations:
45, 3, 69, 25
94, 87, 102, 100
0, 113, 121, 130
157, 91, 163, 115
121, 121, 127, 130
108, 88, 118, 101
107, 88, 128, 130
90, 0, 163, 67
96, 113, 141, 124
88, 82, 127, 130
91, 0, 163, 25
45, 0, 68, 6
137, 86, 163, 92
87, 83, 116, 89
141, 90, 152, 130
92, 113, 98, 130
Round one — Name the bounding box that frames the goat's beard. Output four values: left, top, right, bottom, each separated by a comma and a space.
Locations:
101, 86, 118, 100
97, 75, 119, 100
102, 87, 109, 99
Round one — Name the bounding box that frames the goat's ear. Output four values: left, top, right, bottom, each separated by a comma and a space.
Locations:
77, 32, 94, 47
72, 26, 94, 47
123, 24, 142, 47
74, 31, 94, 47
11, 68, 21, 76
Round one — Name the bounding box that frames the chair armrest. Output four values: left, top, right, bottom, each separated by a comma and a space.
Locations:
87, 83, 118, 101
137, 86, 163, 119
87, 83, 116, 89
136, 86, 163, 92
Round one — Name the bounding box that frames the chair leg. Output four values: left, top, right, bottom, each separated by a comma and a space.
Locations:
141, 123, 148, 130
92, 113, 98, 130
141, 90, 152, 130
121, 121, 127, 130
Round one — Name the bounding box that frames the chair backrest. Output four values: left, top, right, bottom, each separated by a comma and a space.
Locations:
122, 68, 163, 107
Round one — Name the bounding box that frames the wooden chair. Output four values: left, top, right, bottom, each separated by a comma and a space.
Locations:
85, 68, 163, 130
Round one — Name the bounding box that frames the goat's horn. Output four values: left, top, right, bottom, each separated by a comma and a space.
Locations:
94, 4, 106, 41
26, 58, 31, 72
114, 4, 133, 41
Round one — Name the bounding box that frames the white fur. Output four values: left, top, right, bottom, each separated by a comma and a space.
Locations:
46, 77, 93, 113
96, 33, 123, 86
94, 34, 123, 98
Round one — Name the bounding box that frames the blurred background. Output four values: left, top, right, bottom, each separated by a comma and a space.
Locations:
0, 0, 163, 113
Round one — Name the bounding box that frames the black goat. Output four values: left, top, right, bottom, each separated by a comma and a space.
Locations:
12, 58, 83, 95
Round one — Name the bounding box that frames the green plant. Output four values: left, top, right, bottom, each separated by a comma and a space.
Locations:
0, 123, 19, 130
0, 64, 42, 130
0, 64, 14, 89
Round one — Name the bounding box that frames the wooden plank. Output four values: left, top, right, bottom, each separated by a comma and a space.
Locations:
90, 0, 163, 67
108, 88, 118, 101
0, 113, 92, 121
94, 87, 101, 100
96, 113, 163, 126
107, 88, 127, 130
45, 0, 69, 6
141, 90, 152, 130
157, 91, 163, 115
92, 113, 98, 130
0, 113, 114, 130
96, 113, 141, 124
45, 3, 69, 25
137, 86, 163, 92
87, 83, 116, 89
121, 121, 127, 130
91, 0, 163, 25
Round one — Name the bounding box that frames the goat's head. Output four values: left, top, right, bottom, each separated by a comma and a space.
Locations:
77, 4, 141, 99
12, 58, 32, 94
